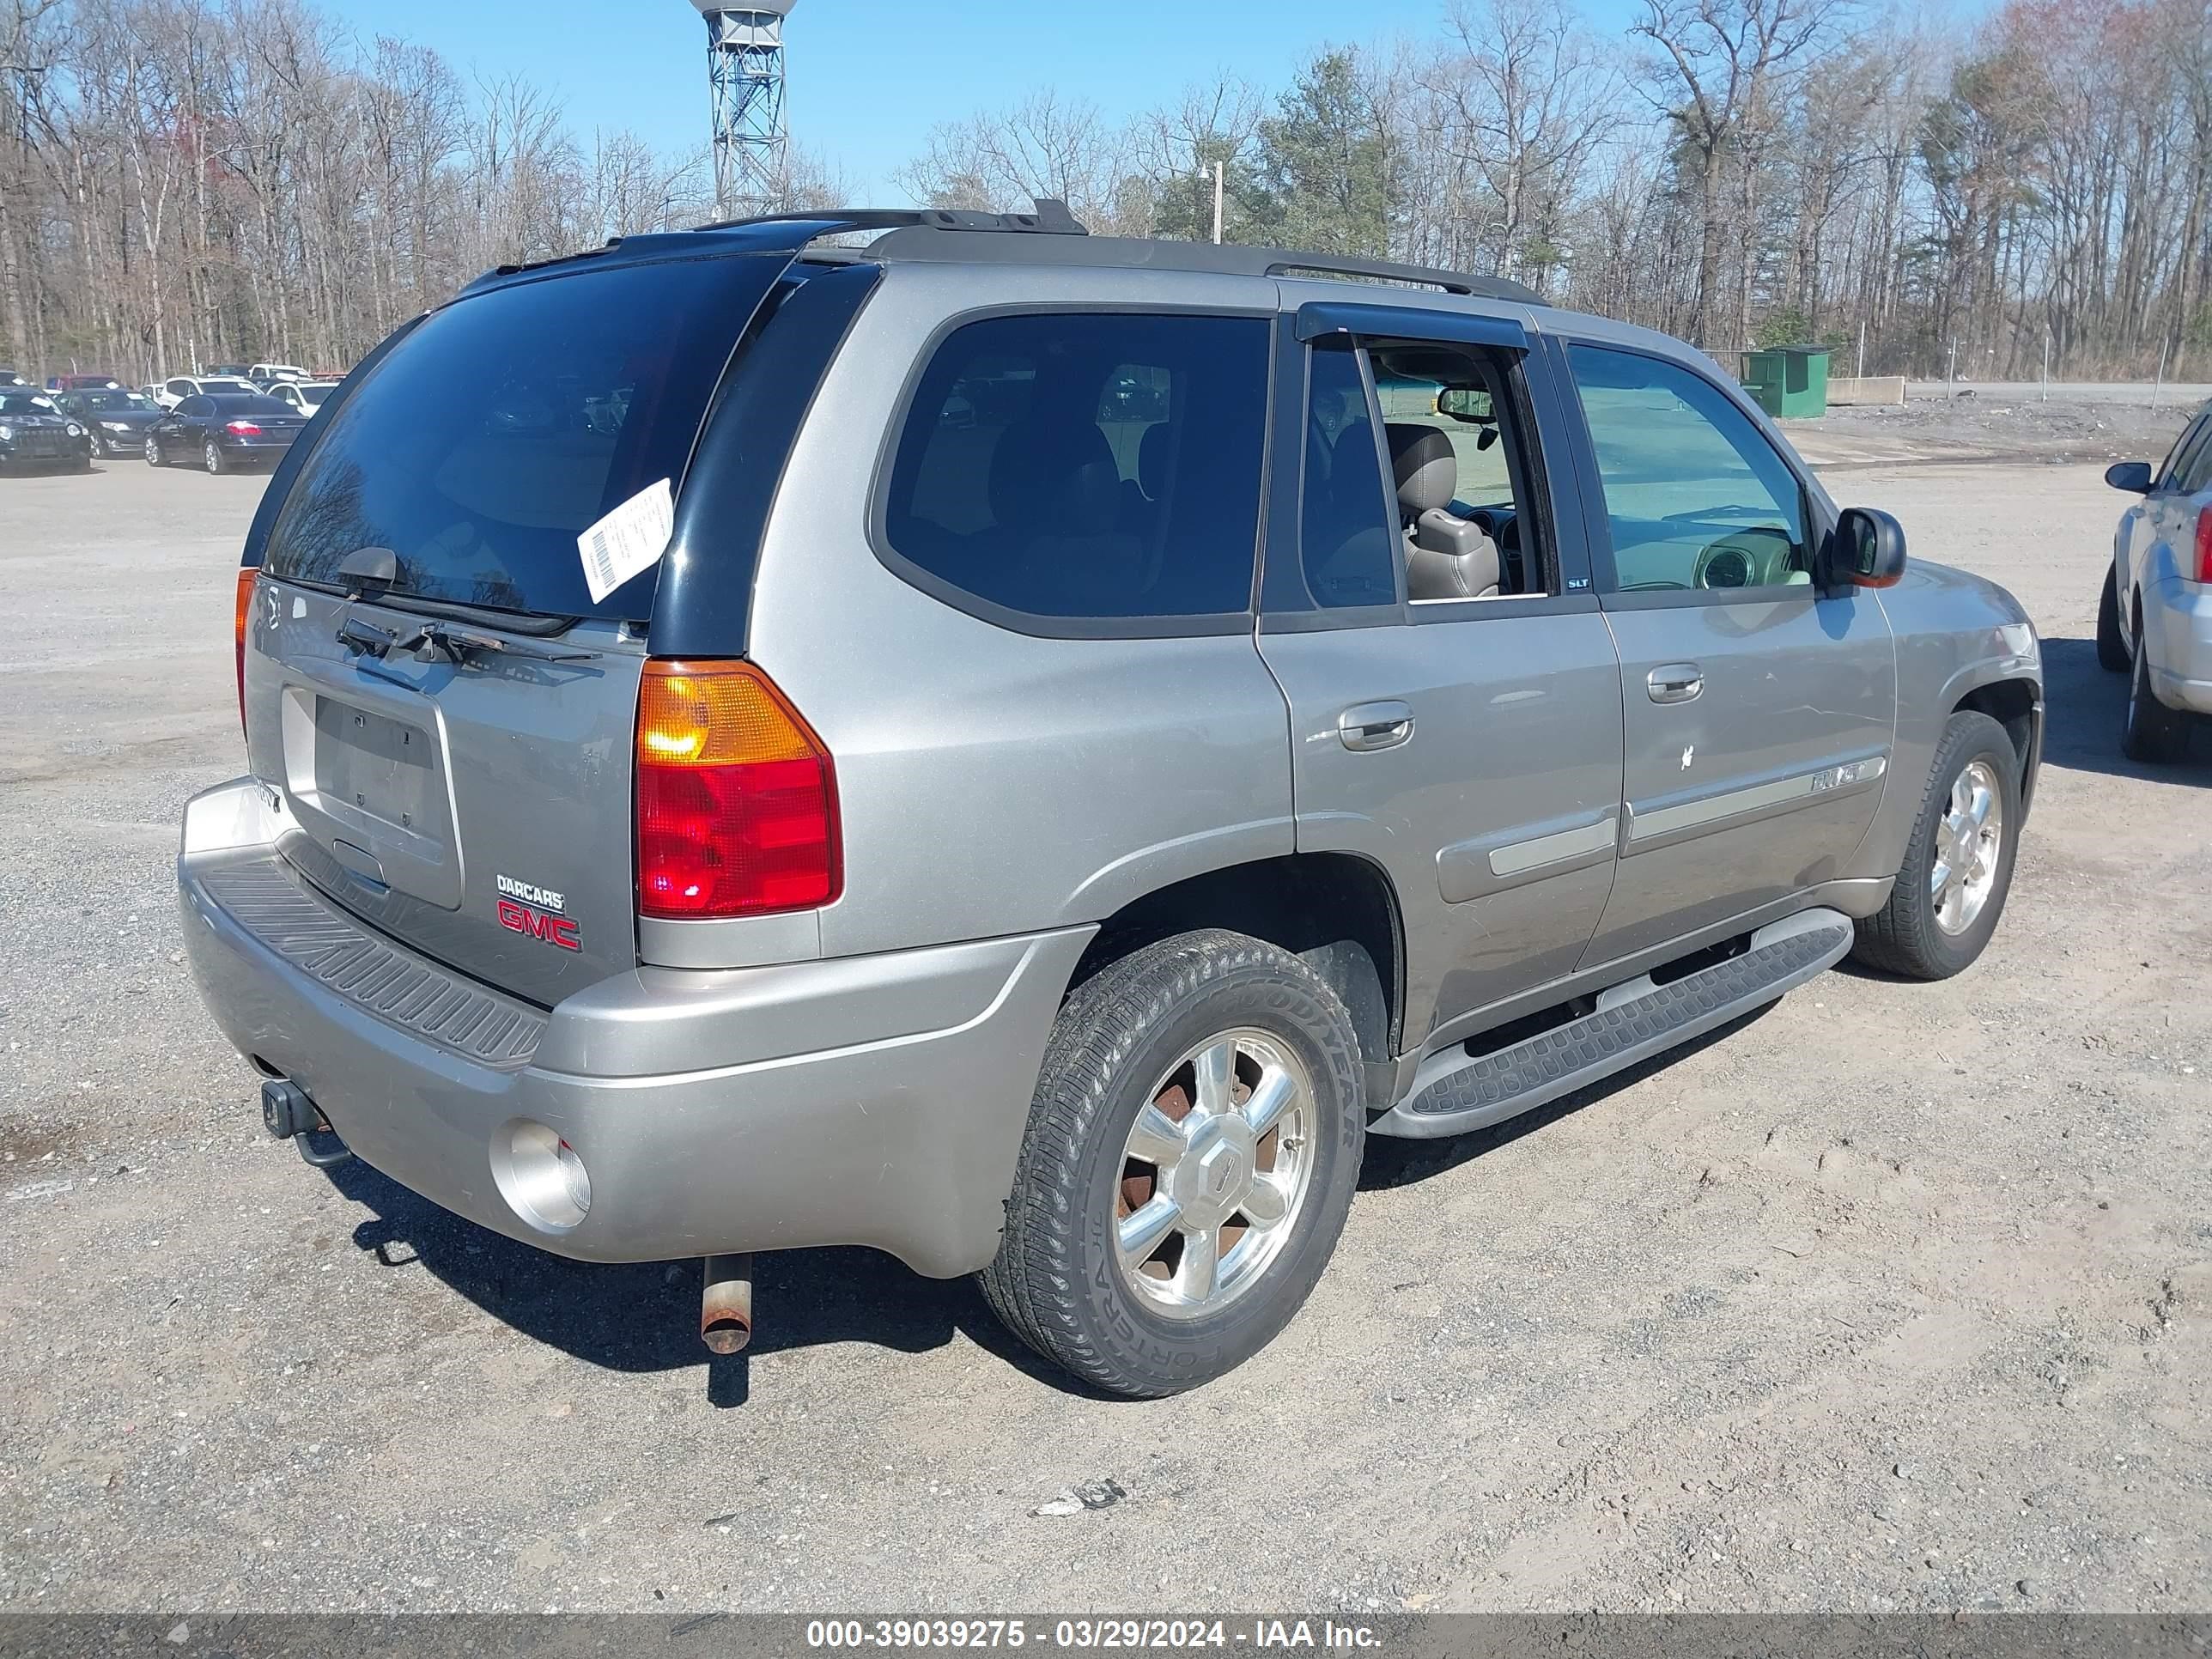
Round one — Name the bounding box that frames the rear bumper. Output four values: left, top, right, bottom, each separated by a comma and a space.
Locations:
177, 778, 1089, 1276
219, 435, 297, 459
2144, 577, 2212, 714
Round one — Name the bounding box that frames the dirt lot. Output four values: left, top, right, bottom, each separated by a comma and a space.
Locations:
2, 426, 2209, 1616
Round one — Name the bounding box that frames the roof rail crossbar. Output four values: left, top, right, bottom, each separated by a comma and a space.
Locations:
854, 224, 1544, 306
688, 199, 1090, 239
1264, 253, 1489, 296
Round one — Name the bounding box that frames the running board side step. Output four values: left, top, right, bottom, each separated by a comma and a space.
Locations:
1370, 909, 1854, 1140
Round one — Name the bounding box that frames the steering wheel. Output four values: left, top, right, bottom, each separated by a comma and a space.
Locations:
1693, 527, 1797, 590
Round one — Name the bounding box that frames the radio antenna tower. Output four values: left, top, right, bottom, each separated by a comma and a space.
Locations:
688, 0, 798, 216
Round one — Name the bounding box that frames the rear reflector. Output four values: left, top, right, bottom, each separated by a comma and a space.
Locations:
635, 659, 840, 919
234, 568, 258, 735
2195, 506, 2212, 585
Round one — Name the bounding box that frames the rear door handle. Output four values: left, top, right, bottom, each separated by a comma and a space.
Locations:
1338, 701, 1414, 752
1646, 664, 1704, 704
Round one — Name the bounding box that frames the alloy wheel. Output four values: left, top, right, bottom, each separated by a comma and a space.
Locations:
1929, 758, 2003, 935
1114, 1028, 1316, 1320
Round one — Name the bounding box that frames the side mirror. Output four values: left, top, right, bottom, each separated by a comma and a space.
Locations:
2105, 460, 2154, 493
1831, 506, 1907, 591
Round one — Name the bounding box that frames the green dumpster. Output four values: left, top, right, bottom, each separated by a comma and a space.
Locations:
1742, 345, 1830, 418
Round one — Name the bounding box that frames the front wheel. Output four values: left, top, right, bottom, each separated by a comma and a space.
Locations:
144, 434, 162, 467
981, 930, 1365, 1397
2122, 638, 2191, 763
203, 440, 226, 477
1851, 710, 2021, 981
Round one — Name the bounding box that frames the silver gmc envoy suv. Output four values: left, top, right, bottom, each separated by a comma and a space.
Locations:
179, 204, 2043, 1395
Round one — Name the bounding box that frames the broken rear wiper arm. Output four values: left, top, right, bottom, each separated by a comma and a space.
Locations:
400, 619, 597, 665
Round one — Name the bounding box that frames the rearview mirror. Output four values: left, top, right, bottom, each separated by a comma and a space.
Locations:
1436, 386, 1493, 423
2105, 459, 2154, 493
1832, 507, 1907, 591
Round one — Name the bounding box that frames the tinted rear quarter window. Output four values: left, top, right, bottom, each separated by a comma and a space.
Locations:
265, 254, 775, 620
881, 312, 1270, 626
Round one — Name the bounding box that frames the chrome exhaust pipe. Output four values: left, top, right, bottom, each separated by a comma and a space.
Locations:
701, 1253, 753, 1354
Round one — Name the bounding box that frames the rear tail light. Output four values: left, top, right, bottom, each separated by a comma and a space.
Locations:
635, 659, 840, 919
226, 420, 262, 435
2195, 506, 2212, 585
233, 568, 258, 735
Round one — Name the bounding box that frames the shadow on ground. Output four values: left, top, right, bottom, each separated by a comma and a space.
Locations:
1359, 1003, 1774, 1191
2039, 636, 2209, 782
322, 1156, 1073, 1406
322, 1006, 1771, 1403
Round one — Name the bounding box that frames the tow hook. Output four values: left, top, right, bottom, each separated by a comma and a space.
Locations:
260, 1079, 353, 1169
701, 1253, 754, 1354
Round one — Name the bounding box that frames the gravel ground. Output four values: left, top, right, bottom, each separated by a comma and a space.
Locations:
1, 438, 2209, 1616
1786, 394, 2200, 470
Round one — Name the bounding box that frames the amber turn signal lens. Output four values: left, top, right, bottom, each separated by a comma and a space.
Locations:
634, 659, 841, 920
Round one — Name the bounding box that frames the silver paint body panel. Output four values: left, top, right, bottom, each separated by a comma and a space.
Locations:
181, 247, 2043, 1277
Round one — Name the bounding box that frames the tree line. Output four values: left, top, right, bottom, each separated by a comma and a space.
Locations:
3, 0, 2209, 385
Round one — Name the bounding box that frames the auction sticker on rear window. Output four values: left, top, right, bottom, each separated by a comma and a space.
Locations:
577, 477, 673, 604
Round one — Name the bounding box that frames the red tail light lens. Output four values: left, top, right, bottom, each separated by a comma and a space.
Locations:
2195, 506, 2212, 585
234, 568, 258, 735
226, 420, 262, 435
635, 660, 840, 919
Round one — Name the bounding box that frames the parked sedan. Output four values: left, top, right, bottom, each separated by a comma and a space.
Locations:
0, 388, 93, 472
144, 392, 307, 474
58, 386, 161, 458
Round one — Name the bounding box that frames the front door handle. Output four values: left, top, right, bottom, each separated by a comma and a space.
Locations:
1338, 701, 1414, 752
1647, 663, 1705, 704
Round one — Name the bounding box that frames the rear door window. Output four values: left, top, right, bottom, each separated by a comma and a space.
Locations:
264, 254, 779, 620
881, 311, 1270, 627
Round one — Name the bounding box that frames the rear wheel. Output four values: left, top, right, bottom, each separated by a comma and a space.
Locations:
1852, 710, 2021, 981
981, 930, 1364, 1397
2096, 567, 2129, 672
204, 439, 226, 477
2122, 633, 2191, 763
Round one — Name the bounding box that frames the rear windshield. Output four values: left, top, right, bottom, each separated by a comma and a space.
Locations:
264, 254, 766, 620
209, 394, 294, 416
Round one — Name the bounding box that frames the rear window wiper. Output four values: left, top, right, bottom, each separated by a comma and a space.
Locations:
337, 612, 595, 665
404, 619, 597, 664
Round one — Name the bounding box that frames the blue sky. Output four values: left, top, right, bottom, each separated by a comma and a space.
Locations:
321, 0, 1641, 199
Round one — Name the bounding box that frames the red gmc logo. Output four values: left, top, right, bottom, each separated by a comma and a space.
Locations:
497, 898, 581, 951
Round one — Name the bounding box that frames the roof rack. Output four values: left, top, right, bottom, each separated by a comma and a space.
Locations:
691, 202, 1544, 306
687, 198, 1090, 238
467, 203, 1542, 307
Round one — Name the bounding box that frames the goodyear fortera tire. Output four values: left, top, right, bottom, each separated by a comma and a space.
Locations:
980, 930, 1364, 1397
1851, 711, 2021, 981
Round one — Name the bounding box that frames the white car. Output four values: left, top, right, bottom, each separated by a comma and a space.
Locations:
270, 380, 337, 416
249, 362, 308, 386
154, 374, 258, 410
2100, 404, 2212, 761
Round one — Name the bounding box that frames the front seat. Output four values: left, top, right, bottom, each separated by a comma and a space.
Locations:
1386, 423, 1501, 600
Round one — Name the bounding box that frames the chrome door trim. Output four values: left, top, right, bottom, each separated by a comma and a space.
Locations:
1625, 754, 1887, 854
1437, 811, 1618, 902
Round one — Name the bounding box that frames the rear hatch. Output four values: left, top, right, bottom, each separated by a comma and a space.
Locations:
243, 248, 795, 1006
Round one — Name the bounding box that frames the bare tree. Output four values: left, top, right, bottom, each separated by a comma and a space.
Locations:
1633, 0, 1854, 349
